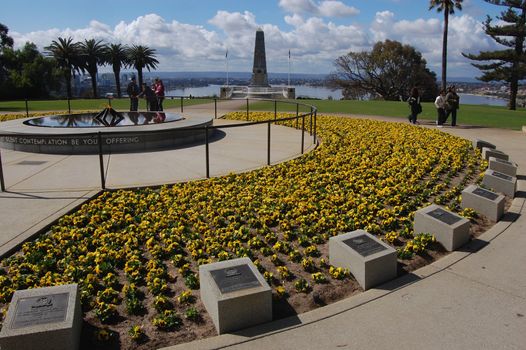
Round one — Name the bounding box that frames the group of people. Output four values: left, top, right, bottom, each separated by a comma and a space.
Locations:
407, 86, 460, 127
126, 77, 165, 112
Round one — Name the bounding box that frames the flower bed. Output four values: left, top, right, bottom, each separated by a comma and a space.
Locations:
0, 113, 485, 349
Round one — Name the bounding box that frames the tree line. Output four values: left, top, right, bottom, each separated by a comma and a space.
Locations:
0, 25, 159, 100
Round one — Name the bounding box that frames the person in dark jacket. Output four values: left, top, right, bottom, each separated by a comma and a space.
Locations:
407, 87, 421, 124
444, 85, 460, 126
126, 77, 140, 111
139, 83, 158, 111
153, 78, 165, 111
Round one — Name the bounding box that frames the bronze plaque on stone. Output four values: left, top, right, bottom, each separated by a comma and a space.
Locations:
11, 293, 69, 329
473, 188, 499, 201
493, 171, 513, 181
428, 208, 462, 225
343, 234, 386, 257
210, 264, 261, 294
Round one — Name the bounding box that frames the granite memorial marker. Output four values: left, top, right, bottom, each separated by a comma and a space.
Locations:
461, 185, 505, 222
329, 230, 397, 290
482, 169, 517, 198
473, 139, 496, 151
414, 204, 470, 251
482, 147, 509, 161
0, 284, 81, 350
199, 257, 271, 334
488, 157, 517, 177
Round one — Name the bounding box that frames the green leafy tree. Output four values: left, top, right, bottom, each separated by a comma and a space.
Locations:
107, 43, 129, 98
45, 37, 83, 98
79, 39, 108, 98
0, 42, 60, 99
126, 45, 159, 87
463, 0, 526, 110
0, 23, 14, 84
429, 0, 463, 90
328, 40, 438, 101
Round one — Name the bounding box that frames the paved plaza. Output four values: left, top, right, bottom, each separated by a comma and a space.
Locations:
0, 106, 524, 349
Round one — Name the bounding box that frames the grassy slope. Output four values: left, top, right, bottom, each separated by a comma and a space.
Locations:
250, 99, 526, 130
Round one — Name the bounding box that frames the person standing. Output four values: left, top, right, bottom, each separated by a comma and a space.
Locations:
139, 83, 159, 111
407, 87, 422, 124
434, 89, 447, 128
126, 76, 139, 111
445, 85, 460, 126
153, 78, 165, 111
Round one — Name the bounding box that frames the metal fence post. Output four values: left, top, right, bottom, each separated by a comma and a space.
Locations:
0, 149, 5, 192
313, 110, 317, 144
67, 98, 71, 114
274, 100, 277, 121
267, 121, 271, 166
97, 132, 106, 190
295, 103, 299, 129
25, 99, 29, 118
301, 115, 305, 154
205, 126, 210, 178
246, 98, 249, 121
214, 98, 217, 119
180, 97, 184, 113
310, 107, 313, 135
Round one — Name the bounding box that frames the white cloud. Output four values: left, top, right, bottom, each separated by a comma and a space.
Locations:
369, 11, 500, 77
279, 0, 359, 17
9, 9, 500, 77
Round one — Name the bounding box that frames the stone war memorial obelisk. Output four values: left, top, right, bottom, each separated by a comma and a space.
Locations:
250, 28, 270, 87
220, 29, 295, 99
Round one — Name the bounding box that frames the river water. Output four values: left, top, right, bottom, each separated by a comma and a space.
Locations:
166, 85, 508, 106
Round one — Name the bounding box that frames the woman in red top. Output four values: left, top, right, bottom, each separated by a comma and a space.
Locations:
153, 78, 165, 111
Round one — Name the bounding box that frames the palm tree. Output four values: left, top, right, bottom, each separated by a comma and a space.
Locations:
45, 37, 83, 99
79, 39, 107, 98
126, 45, 159, 87
107, 43, 129, 98
429, 0, 463, 91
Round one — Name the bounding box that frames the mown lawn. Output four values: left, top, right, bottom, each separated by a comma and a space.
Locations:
249, 99, 526, 130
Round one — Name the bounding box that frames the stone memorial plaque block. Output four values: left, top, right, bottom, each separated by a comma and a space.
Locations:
472, 187, 499, 201
482, 147, 509, 161
427, 208, 462, 225
482, 169, 517, 198
0, 284, 81, 350
461, 185, 505, 222
489, 157, 517, 177
473, 139, 496, 151
329, 230, 397, 290
414, 204, 470, 251
200, 257, 271, 334
210, 264, 261, 294
12, 293, 68, 329
342, 234, 387, 257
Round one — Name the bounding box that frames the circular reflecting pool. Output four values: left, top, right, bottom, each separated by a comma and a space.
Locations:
24, 112, 184, 128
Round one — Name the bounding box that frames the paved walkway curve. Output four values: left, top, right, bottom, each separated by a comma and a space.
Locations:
163, 117, 526, 350
0, 101, 315, 256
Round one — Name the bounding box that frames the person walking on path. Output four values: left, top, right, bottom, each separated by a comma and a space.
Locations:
434, 89, 447, 128
407, 87, 422, 124
153, 78, 165, 111
126, 76, 140, 111
139, 83, 159, 111
444, 85, 460, 126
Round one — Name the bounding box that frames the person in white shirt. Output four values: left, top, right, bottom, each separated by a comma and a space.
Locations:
434, 89, 446, 127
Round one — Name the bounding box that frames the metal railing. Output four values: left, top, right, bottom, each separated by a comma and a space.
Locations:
0, 97, 318, 192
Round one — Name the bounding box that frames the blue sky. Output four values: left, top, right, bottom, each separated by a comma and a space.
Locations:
3, 0, 505, 77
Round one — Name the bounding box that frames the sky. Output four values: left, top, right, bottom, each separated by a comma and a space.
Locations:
2, 0, 506, 78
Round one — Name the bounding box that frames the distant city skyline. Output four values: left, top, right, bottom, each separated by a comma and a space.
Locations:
4, 0, 504, 78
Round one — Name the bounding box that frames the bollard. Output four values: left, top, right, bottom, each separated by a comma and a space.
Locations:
67, 98, 71, 114
246, 98, 249, 120
301, 115, 305, 154
214, 99, 217, 119
205, 126, 210, 178
180, 97, 184, 113
0, 149, 5, 192
25, 99, 29, 118
267, 122, 271, 165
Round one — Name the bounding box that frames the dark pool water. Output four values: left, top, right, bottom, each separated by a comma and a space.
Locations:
24, 112, 184, 128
